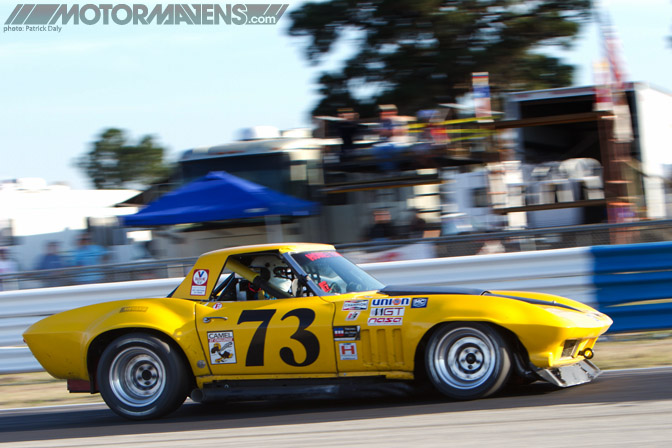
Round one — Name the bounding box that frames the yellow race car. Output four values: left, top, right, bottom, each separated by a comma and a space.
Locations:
23, 243, 612, 419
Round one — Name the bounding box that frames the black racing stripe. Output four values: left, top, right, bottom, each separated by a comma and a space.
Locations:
482, 292, 582, 312
380, 285, 488, 296
380, 284, 582, 312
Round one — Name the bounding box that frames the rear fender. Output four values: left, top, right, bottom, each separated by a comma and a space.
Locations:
83, 299, 210, 380
24, 298, 209, 381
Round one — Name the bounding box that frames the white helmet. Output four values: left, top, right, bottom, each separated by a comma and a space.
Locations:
249, 255, 292, 292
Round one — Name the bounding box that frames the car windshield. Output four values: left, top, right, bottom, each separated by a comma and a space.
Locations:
289, 251, 384, 294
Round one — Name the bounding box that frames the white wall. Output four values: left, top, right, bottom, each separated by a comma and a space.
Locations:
635, 84, 672, 218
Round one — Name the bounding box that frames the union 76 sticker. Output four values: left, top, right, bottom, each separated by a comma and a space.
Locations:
191, 269, 209, 296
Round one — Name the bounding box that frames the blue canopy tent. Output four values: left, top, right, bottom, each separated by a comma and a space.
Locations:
121, 172, 318, 234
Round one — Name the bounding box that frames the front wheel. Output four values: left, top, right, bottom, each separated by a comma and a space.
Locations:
97, 333, 190, 420
425, 323, 511, 400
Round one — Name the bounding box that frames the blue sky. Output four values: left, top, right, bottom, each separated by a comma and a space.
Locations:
1, 0, 670, 189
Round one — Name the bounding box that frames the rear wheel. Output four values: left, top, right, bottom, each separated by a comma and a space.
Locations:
97, 333, 189, 420
425, 323, 511, 400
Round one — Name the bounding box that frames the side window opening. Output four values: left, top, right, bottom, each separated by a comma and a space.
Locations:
212, 252, 314, 301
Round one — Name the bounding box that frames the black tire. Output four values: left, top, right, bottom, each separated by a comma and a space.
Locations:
97, 333, 190, 420
425, 323, 511, 400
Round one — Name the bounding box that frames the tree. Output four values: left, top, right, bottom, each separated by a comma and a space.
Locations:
288, 0, 593, 116
77, 128, 171, 189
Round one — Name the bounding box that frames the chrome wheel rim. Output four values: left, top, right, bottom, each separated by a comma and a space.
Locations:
109, 346, 166, 407
433, 327, 497, 390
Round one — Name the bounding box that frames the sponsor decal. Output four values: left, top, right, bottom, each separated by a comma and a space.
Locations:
212, 302, 223, 310
411, 297, 428, 308
342, 300, 368, 311
339, 343, 358, 360
367, 316, 403, 326
369, 307, 405, 317
345, 311, 361, 321
191, 269, 209, 296
371, 297, 410, 307
119, 306, 147, 313
208, 331, 236, 364
333, 326, 360, 341
304, 251, 341, 261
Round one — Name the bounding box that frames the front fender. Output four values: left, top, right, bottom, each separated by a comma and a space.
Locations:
407, 291, 611, 369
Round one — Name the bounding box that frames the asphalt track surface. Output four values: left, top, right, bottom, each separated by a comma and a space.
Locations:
1, 367, 671, 447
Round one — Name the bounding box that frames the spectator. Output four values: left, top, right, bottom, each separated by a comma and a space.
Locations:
0, 247, 18, 291
377, 104, 407, 142
35, 241, 67, 287
365, 209, 398, 241
336, 107, 362, 157
73, 233, 107, 284
373, 104, 411, 170
477, 239, 505, 255
406, 209, 427, 239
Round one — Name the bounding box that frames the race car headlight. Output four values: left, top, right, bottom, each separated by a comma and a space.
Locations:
584, 311, 607, 322
543, 307, 607, 323
543, 307, 581, 320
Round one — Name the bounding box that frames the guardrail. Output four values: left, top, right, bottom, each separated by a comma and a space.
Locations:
1, 242, 671, 374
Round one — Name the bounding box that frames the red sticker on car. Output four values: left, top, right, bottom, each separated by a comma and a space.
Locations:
191, 269, 209, 296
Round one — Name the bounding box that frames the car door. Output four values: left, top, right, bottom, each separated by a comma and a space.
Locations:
327, 293, 416, 375
195, 296, 337, 377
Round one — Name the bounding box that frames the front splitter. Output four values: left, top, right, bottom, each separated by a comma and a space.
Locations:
535, 360, 602, 387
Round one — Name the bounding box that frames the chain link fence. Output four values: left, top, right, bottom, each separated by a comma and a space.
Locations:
2, 219, 671, 292
0, 257, 197, 292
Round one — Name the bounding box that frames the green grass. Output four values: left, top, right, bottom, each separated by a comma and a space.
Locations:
593, 331, 672, 370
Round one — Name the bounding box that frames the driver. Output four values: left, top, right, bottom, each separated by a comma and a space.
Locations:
249, 255, 293, 297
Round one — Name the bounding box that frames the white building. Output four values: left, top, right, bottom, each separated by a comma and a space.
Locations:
0, 178, 139, 271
